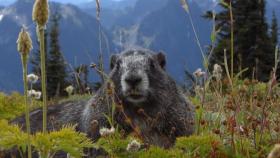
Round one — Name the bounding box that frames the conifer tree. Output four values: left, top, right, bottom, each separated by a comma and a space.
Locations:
271, 11, 280, 79
271, 11, 279, 49
205, 0, 274, 81
46, 12, 68, 98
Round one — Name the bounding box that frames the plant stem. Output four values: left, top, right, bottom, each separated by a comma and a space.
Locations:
224, 49, 233, 88
21, 55, 32, 158
229, 2, 234, 80
98, 20, 104, 83
39, 26, 48, 158
186, 11, 207, 71
39, 27, 47, 134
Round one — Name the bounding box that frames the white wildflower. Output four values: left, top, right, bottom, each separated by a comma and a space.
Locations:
99, 127, 115, 137
34, 91, 41, 100
28, 90, 37, 98
193, 68, 205, 78
67, 153, 74, 158
65, 85, 74, 95
268, 144, 280, 158
86, 87, 91, 91
27, 74, 39, 84
126, 140, 141, 152
28, 90, 41, 100
239, 126, 244, 133
213, 64, 223, 80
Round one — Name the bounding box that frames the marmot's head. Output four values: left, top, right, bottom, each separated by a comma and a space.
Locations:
110, 49, 166, 105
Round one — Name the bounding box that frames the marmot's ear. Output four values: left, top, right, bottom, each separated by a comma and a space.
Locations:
156, 52, 166, 69
110, 54, 118, 70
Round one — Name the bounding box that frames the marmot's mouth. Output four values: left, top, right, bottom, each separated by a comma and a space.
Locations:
129, 94, 144, 100
126, 90, 146, 101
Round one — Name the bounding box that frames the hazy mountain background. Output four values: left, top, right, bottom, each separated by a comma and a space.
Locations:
0, 0, 112, 92
0, 0, 279, 92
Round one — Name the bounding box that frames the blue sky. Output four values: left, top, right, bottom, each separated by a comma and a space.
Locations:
0, 0, 122, 6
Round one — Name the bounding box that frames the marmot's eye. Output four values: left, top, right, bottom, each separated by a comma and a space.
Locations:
116, 60, 121, 69
150, 61, 155, 69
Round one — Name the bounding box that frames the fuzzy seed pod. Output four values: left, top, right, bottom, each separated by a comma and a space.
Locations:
32, 0, 49, 27
17, 28, 33, 55
180, 0, 189, 13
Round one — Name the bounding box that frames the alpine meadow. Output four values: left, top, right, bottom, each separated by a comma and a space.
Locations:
1, 0, 280, 158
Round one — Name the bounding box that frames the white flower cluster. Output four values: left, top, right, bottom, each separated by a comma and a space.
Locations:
99, 127, 115, 137
65, 85, 74, 96
126, 139, 141, 152
27, 74, 39, 84
28, 89, 41, 100
213, 64, 223, 81
193, 68, 206, 78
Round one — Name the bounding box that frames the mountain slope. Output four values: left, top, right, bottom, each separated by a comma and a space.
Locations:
135, 0, 211, 81
0, 0, 112, 92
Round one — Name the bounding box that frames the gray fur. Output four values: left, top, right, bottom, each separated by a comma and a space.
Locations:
81, 49, 195, 147
8, 48, 195, 157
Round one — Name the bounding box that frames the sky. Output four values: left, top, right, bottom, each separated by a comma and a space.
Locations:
0, 0, 122, 6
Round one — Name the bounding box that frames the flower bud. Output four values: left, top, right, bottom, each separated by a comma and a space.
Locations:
17, 28, 33, 55
32, 0, 49, 27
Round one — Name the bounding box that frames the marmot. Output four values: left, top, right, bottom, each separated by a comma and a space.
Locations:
8, 48, 195, 157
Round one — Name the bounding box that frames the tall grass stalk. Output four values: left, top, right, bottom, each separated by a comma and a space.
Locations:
32, 0, 49, 157
224, 49, 233, 88
21, 55, 32, 158
180, 0, 207, 71
95, 0, 105, 83
229, 2, 234, 80
17, 28, 33, 158
39, 27, 48, 135
32, 0, 49, 135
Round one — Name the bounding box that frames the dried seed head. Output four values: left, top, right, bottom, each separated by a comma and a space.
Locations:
180, 0, 189, 13
95, 0, 101, 20
213, 64, 223, 80
17, 28, 33, 55
90, 63, 97, 68
32, 0, 49, 27
200, 120, 206, 126
213, 129, 220, 135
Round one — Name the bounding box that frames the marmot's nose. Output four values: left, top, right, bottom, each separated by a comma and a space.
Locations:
125, 75, 142, 87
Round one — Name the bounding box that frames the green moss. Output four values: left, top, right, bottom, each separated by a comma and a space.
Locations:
0, 119, 28, 151
175, 135, 228, 158
0, 92, 41, 120
137, 147, 185, 158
